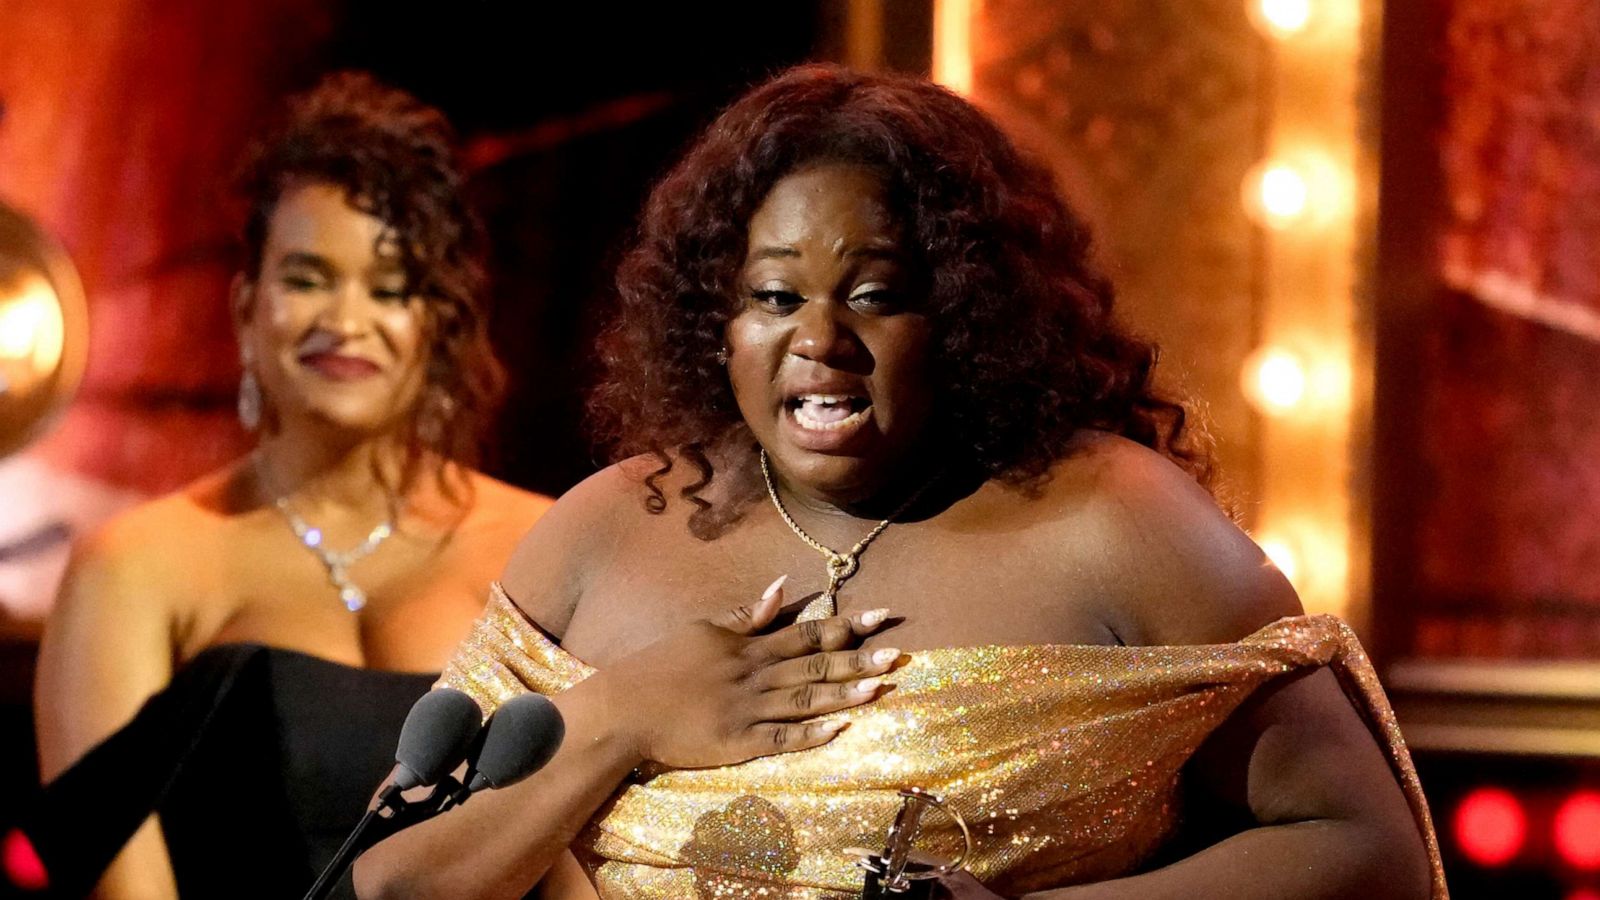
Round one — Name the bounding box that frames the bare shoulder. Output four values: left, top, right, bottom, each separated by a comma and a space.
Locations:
457, 470, 563, 547
497, 459, 658, 637
60, 475, 230, 612
457, 471, 557, 534
1037, 431, 1301, 646
43, 471, 239, 684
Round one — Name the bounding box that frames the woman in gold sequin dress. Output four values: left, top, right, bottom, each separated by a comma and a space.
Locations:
356, 66, 1444, 900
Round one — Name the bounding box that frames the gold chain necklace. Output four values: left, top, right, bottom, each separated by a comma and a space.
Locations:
760, 448, 934, 622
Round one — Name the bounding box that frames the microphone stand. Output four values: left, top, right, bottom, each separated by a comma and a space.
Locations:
300, 776, 462, 900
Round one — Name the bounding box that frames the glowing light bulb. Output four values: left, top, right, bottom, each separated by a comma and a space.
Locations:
1258, 538, 1298, 583
1241, 347, 1307, 415
0, 299, 43, 359
1255, 0, 1313, 37
1253, 522, 1348, 616
1242, 152, 1355, 230
0, 277, 65, 370
1555, 791, 1600, 871
1454, 788, 1526, 868
1248, 162, 1311, 229
2, 828, 48, 891
933, 0, 975, 94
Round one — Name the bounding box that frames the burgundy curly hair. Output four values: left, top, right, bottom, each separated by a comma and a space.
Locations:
236, 71, 501, 499
592, 64, 1211, 515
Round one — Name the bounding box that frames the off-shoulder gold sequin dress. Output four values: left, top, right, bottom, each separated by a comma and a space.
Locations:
440, 585, 1447, 899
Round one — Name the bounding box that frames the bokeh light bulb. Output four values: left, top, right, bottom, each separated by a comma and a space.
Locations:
1255, 0, 1313, 38
1242, 346, 1307, 415
0, 277, 65, 370
1243, 153, 1354, 229
0, 298, 43, 359
1258, 537, 1298, 583
1454, 787, 1526, 868
1554, 791, 1600, 871
1256, 163, 1309, 227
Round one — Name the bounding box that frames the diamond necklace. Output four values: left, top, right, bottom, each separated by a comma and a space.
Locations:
760, 448, 934, 622
256, 454, 399, 612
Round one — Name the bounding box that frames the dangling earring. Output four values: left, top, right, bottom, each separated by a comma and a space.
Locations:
714, 346, 730, 366
238, 370, 262, 431
417, 387, 456, 447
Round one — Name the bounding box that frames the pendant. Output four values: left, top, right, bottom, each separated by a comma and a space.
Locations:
339, 585, 367, 612
328, 564, 366, 612
796, 591, 836, 623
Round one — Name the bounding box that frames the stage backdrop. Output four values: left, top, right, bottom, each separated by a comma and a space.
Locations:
965, 0, 1267, 511
1376, 0, 1600, 661
0, 0, 330, 634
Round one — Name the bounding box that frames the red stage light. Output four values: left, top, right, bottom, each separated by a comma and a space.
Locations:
1555, 791, 1600, 870
1, 828, 47, 891
1453, 787, 1526, 867
1566, 890, 1600, 900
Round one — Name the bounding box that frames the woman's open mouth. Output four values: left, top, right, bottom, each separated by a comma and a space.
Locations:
787, 394, 874, 433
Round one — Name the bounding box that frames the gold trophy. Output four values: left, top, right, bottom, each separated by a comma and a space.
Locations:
850, 788, 973, 898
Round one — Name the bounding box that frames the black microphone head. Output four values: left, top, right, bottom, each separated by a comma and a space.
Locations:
468, 693, 565, 791
394, 688, 483, 790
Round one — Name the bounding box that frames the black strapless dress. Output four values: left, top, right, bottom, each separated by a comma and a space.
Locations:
23, 644, 434, 899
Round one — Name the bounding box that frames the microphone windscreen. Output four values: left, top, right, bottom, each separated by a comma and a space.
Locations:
394, 689, 483, 790
471, 693, 565, 790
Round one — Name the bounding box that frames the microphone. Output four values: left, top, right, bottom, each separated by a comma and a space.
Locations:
440, 693, 565, 811
392, 689, 484, 791
301, 689, 483, 900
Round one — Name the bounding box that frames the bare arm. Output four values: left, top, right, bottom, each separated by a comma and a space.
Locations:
983, 437, 1432, 900
1005, 669, 1430, 900
35, 526, 181, 900
535, 851, 600, 899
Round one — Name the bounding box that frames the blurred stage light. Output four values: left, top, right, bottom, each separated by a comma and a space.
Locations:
1241, 346, 1307, 415
933, 0, 975, 94
0, 275, 65, 370
1555, 791, 1600, 871
1253, 0, 1313, 38
1257, 537, 1299, 583
2, 827, 47, 891
1260, 523, 1348, 615
1247, 162, 1309, 227
1242, 154, 1354, 231
1455, 787, 1527, 868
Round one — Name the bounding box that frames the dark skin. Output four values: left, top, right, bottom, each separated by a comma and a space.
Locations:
355, 164, 1431, 900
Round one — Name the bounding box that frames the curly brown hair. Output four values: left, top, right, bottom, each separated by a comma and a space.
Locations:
592, 64, 1211, 515
236, 71, 501, 499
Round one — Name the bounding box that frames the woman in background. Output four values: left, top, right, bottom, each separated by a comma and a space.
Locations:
34, 72, 551, 899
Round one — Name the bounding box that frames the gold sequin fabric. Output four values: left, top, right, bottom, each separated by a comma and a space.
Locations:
440, 584, 1447, 899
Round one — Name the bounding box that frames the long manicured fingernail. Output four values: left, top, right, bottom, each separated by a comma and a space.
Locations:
859, 608, 890, 628
762, 574, 788, 601
871, 648, 900, 666
854, 677, 884, 694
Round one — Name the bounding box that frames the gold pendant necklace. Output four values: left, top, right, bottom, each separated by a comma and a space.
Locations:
760, 448, 934, 622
